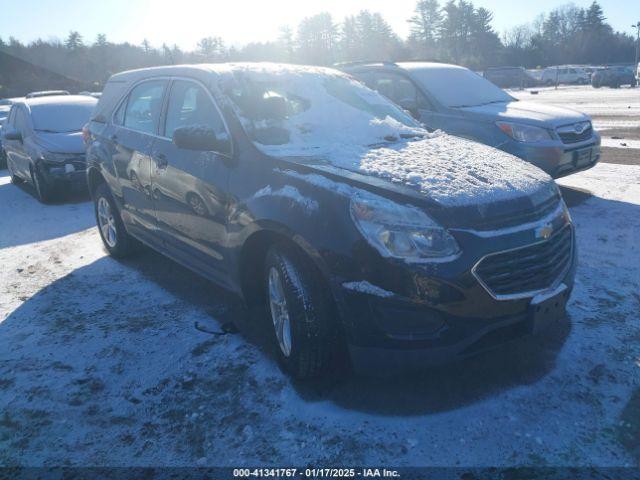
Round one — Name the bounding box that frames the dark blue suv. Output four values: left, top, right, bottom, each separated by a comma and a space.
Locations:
86, 64, 576, 378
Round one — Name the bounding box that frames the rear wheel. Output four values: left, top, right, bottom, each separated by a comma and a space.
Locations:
31, 165, 53, 203
94, 182, 138, 258
264, 245, 338, 379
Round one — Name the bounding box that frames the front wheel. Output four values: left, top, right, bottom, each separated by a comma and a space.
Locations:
94, 182, 138, 258
264, 245, 338, 379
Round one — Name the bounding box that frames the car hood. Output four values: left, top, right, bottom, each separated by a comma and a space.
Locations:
458, 100, 589, 128
35, 131, 85, 154
282, 134, 559, 229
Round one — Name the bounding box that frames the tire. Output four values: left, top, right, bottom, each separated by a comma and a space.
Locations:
30, 165, 54, 203
264, 244, 337, 379
94, 182, 138, 258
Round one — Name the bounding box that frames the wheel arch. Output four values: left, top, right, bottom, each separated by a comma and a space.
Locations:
237, 226, 333, 308
87, 166, 106, 199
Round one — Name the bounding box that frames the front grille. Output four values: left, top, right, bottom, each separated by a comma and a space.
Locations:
473, 225, 573, 299
67, 155, 87, 171
558, 124, 593, 144
475, 196, 560, 231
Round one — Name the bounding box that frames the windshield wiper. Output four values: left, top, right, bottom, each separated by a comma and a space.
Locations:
399, 132, 425, 139
453, 100, 508, 108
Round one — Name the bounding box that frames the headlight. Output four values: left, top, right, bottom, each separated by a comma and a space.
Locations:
350, 195, 460, 260
496, 122, 553, 143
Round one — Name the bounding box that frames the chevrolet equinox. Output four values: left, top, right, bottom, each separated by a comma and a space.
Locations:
86, 64, 576, 378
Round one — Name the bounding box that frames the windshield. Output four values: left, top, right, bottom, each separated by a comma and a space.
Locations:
222, 67, 425, 156
30, 102, 95, 133
411, 67, 513, 108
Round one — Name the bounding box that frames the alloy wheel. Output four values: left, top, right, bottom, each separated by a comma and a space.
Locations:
97, 196, 118, 248
268, 267, 293, 357
189, 195, 207, 216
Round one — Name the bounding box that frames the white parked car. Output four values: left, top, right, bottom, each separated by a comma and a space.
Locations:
541, 66, 590, 86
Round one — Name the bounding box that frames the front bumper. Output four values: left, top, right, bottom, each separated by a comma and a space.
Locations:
333, 208, 577, 374
38, 159, 87, 189
502, 134, 600, 179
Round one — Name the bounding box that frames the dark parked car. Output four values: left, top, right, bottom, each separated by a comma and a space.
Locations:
3, 95, 97, 202
0, 98, 23, 168
483, 67, 538, 89
592, 66, 637, 88
86, 64, 576, 378
342, 61, 600, 179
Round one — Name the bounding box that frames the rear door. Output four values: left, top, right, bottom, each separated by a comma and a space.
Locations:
110, 79, 168, 232
150, 78, 233, 279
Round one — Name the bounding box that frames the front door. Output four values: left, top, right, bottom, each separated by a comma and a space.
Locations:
5, 107, 32, 178
150, 78, 233, 280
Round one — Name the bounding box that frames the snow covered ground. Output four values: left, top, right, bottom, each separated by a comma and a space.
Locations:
0, 158, 639, 466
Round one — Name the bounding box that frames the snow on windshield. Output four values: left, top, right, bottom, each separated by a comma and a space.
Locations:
219, 64, 426, 157
31, 102, 96, 133
411, 67, 513, 108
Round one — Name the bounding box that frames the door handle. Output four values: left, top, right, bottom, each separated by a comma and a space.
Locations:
154, 152, 168, 169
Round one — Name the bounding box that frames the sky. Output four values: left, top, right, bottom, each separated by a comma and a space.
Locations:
1, 0, 638, 50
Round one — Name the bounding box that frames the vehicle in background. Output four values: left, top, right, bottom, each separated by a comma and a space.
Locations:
483, 67, 538, 89
79, 91, 103, 99
527, 69, 544, 83
25, 90, 70, 99
342, 61, 600, 178
0, 111, 7, 168
0, 97, 25, 107
2, 95, 97, 202
541, 66, 590, 85
86, 63, 576, 379
591, 66, 637, 88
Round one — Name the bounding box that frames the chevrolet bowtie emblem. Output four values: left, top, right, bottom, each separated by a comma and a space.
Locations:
536, 223, 554, 240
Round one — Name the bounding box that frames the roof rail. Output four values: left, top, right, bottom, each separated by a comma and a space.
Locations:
333, 60, 398, 68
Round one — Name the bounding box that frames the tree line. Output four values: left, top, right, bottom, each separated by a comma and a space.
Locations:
0, 0, 636, 93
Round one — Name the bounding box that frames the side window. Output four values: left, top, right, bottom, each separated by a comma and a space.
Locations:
14, 108, 28, 134
164, 80, 230, 153
7, 107, 16, 127
123, 80, 166, 135
371, 72, 433, 111
113, 98, 126, 126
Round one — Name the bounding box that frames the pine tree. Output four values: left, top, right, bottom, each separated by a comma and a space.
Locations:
65, 31, 84, 51
408, 0, 442, 51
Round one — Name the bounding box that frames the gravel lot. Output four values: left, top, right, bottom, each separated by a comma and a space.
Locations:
1, 86, 639, 467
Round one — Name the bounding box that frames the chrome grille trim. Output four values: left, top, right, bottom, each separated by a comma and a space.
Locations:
472, 224, 574, 301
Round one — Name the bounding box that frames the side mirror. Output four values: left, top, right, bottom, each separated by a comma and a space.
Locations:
3, 128, 22, 142
173, 126, 224, 152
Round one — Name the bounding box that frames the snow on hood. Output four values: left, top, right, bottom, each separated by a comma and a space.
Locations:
35, 131, 85, 155
460, 101, 589, 127
325, 134, 555, 207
